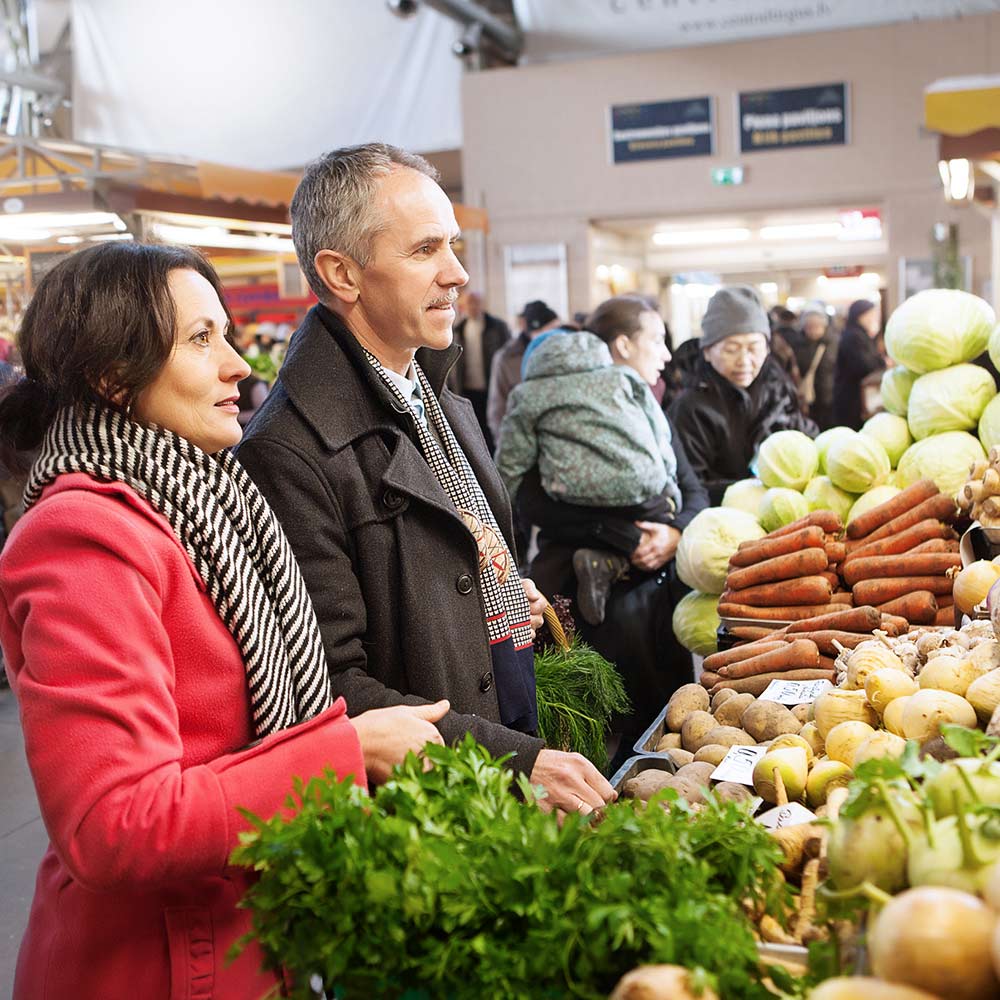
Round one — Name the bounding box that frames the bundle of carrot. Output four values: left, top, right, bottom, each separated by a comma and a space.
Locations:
717, 510, 850, 623
841, 479, 960, 626
699, 604, 906, 697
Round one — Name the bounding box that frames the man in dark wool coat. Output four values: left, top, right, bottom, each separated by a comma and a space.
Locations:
237, 143, 614, 815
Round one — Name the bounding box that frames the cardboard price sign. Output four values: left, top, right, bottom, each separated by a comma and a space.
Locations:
710, 744, 768, 787
759, 679, 833, 705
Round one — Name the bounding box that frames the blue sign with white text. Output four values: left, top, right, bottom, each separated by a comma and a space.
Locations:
739, 83, 847, 153
611, 97, 714, 163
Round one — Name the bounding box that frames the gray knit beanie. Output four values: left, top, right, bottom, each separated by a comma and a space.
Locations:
700, 285, 770, 349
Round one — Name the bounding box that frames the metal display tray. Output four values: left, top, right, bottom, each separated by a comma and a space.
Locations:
633, 704, 669, 756
609, 754, 677, 795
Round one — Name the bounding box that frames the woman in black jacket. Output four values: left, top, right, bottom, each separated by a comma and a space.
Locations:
831, 299, 885, 430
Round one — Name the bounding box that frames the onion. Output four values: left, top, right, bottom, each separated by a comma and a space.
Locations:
953, 560, 1000, 615
988, 577, 1000, 614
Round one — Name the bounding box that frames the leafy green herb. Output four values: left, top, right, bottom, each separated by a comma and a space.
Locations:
941, 723, 1000, 759
232, 736, 790, 1000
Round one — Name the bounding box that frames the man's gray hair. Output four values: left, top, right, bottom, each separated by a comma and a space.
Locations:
290, 143, 440, 299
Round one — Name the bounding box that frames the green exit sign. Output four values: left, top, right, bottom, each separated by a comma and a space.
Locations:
711, 166, 745, 186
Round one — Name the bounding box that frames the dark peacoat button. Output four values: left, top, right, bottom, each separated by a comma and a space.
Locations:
456, 573, 474, 595
479, 672, 494, 693
382, 489, 404, 510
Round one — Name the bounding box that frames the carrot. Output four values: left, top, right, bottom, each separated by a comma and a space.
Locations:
820, 572, 841, 588
785, 605, 882, 634
937, 594, 954, 608
700, 670, 722, 689
824, 541, 847, 563
858, 494, 960, 544
829, 592, 854, 606
716, 602, 847, 622
853, 576, 954, 605
769, 510, 844, 538
730, 526, 826, 567
717, 639, 821, 679
702, 640, 787, 672
722, 575, 833, 608
727, 626, 780, 641
782, 630, 870, 655
818, 654, 838, 672
845, 479, 939, 539
909, 538, 961, 554
875, 591, 938, 625
841, 551, 962, 587
724, 547, 829, 590
709, 668, 836, 697
843, 518, 956, 562
934, 605, 958, 626
879, 613, 909, 635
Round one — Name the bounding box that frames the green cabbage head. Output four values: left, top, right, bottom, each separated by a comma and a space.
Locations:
885, 289, 996, 374
880, 367, 918, 417
860, 412, 913, 467
814, 426, 858, 474
721, 478, 768, 520
980, 394, 1000, 453
672, 590, 720, 656
758, 488, 810, 534
896, 431, 986, 498
675, 507, 765, 595
802, 476, 856, 522
906, 363, 996, 440
756, 430, 819, 490
848, 485, 901, 528
825, 435, 891, 494
988, 324, 1000, 373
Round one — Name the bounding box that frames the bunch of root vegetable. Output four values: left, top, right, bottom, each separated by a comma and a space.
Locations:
958, 447, 1000, 528
701, 605, 909, 696
719, 510, 850, 622
841, 479, 960, 626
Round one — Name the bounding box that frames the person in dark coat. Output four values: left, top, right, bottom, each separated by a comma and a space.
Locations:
832, 299, 884, 430
237, 142, 614, 815
669, 286, 818, 505
781, 301, 838, 430
449, 291, 511, 451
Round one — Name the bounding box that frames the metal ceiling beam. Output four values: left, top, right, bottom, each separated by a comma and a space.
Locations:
420, 0, 522, 60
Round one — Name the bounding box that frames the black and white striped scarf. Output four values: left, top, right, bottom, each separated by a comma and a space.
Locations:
24, 404, 332, 738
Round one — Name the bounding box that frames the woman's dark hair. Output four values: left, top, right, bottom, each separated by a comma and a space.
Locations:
0, 241, 232, 457
585, 294, 657, 346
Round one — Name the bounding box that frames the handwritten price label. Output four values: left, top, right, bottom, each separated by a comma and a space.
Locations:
755, 802, 817, 830
710, 744, 767, 786
758, 678, 833, 705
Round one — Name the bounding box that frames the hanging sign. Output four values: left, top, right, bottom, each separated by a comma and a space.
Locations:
610, 97, 714, 163
739, 83, 847, 152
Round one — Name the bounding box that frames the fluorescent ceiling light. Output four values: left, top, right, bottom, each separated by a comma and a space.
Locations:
0, 211, 125, 231
760, 223, 843, 241
142, 210, 292, 236
88, 233, 134, 242
57, 235, 83, 244
151, 223, 294, 254
0, 228, 51, 242
652, 227, 751, 246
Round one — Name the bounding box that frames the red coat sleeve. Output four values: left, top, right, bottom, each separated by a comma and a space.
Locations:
0, 490, 366, 893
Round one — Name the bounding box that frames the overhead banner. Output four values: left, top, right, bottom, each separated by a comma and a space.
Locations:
739, 83, 847, 152
610, 98, 714, 163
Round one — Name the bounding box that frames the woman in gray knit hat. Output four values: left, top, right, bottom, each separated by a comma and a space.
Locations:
669, 285, 817, 504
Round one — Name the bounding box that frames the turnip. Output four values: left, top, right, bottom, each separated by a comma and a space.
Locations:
813, 688, 878, 739
907, 811, 1000, 894
918, 654, 978, 697
825, 720, 875, 766
925, 758, 1000, 817
901, 689, 977, 743
866, 667, 918, 715
852, 730, 907, 769
805, 759, 852, 808
868, 886, 1000, 1000
808, 978, 943, 1000
609, 964, 718, 1000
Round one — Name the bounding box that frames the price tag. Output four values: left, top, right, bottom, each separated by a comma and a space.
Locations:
755, 801, 817, 830
758, 678, 834, 704
709, 744, 767, 786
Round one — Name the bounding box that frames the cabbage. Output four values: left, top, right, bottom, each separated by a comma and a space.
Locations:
758, 488, 810, 533
884, 289, 996, 374
848, 485, 901, 527
756, 430, 819, 490
906, 363, 996, 440
860, 413, 913, 467
896, 431, 987, 498
988, 324, 1000, 372
672, 590, 720, 656
880, 367, 918, 418
825, 435, 891, 494
885, 469, 908, 489
721, 478, 768, 520
814, 426, 858, 474
803, 476, 856, 522
980, 394, 1000, 452
675, 507, 765, 595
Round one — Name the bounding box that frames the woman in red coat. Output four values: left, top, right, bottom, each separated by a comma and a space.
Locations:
0, 242, 449, 1000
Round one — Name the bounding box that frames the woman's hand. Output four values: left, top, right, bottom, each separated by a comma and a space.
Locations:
630, 521, 681, 572
352, 700, 449, 784
520, 576, 548, 635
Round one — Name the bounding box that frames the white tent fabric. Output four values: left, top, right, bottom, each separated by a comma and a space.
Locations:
513, 0, 1000, 62
72, 0, 463, 169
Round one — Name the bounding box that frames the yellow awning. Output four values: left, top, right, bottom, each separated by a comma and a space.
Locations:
925, 75, 1000, 137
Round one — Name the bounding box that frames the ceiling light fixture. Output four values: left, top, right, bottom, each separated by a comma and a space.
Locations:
651, 227, 751, 246
759, 223, 843, 241
151, 223, 295, 254
938, 158, 975, 203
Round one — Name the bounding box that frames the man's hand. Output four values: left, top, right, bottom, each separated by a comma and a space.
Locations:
520, 576, 547, 634
630, 521, 681, 572
352, 700, 449, 784
529, 748, 616, 815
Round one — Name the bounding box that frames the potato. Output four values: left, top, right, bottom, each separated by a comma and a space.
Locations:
697, 725, 755, 750
623, 769, 674, 801
665, 683, 710, 732
654, 732, 682, 752
711, 687, 737, 712
712, 781, 752, 804
680, 710, 717, 752
741, 700, 801, 743
693, 744, 729, 766
791, 702, 811, 723
713, 692, 755, 728
610, 964, 719, 1000
662, 748, 694, 768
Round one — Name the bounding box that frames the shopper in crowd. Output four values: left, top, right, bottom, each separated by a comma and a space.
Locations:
486, 298, 563, 445
832, 298, 885, 429
515, 295, 708, 760
449, 290, 511, 451
669, 285, 817, 504
782, 300, 838, 430
768, 305, 804, 390
496, 295, 683, 627
0, 241, 451, 1000
237, 143, 615, 815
